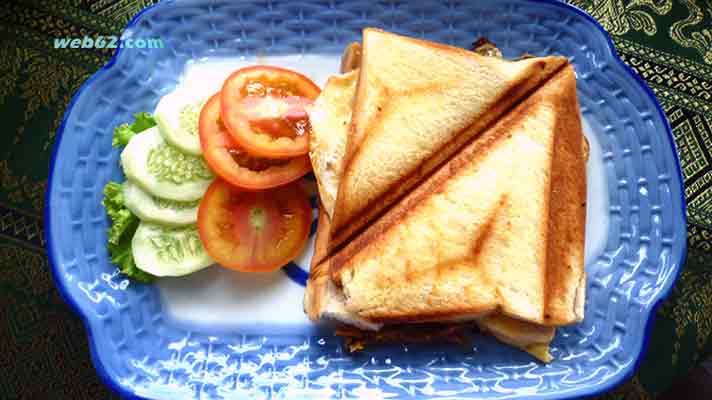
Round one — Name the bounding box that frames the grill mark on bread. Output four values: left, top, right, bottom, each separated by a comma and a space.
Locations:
309, 205, 331, 271
471, 197, 504, 258
328, 59, 569, 254
305, 206, 330, 321
329, 111, 515, 279
402, 199, 504, 285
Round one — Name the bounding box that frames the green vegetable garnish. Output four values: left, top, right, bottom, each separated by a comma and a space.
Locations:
147, 143, 213, 184
112, 112, 157, 147
178, 101, 204, 136
102, 182, 155, 283
105, 112, 159, 282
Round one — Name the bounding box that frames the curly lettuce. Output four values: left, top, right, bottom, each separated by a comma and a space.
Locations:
102, 182, 155, 283
104, 112, 158, 282
112, 112, 157, 147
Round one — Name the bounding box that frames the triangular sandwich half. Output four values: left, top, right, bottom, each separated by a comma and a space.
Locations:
329, 63, 586, 325
328, 28, 568, 249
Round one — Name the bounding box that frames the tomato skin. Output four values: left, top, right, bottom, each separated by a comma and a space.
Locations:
199, 92, 311, 190
220, 65, 321, 158
198, 179, 311, 272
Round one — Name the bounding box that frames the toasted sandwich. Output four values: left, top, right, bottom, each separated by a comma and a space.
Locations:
327, 63, 586, 326
326, 28, 568, 249
304, 29, 587, 362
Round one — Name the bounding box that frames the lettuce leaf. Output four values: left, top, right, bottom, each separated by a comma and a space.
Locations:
105, 112, 158, 282
112, 112, 157, 147
102, 181, 155, 283
103, 182, 135, 245
108, 237, 155, 283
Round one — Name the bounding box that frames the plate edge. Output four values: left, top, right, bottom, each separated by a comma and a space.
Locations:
44, 1, 174, 399
42, 0, 689, 399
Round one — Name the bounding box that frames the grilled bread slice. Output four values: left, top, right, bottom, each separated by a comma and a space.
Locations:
327, 64, 586, 326
329, 28, 568, 249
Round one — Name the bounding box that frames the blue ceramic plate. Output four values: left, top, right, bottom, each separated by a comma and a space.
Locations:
46, 0, 687, 398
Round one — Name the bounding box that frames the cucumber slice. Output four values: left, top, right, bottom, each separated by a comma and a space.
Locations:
154, 89, 207, 155
132, 222, 213, 276
120, 127, 213, 201
123, 181, 198, 226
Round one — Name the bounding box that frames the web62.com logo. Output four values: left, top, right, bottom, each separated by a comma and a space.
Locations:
54, 36, 164, 49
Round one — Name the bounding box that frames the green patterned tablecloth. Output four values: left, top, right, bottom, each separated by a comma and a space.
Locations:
1, 1, 711, 399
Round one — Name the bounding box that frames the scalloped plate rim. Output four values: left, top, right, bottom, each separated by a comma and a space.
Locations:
44, 0, 688, 399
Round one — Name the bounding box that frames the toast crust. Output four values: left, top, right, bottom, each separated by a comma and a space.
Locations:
304, 205, 382, 330
542, 65, 587, 325
303, 205, 331, 321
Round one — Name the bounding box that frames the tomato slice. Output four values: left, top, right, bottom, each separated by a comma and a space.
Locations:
199, 92, 311, 190
198, 179, 312, 272
221, 66, 320, 158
